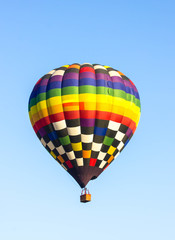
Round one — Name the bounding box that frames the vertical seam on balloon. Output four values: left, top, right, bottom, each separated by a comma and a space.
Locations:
79, 64, 83, 165
96, 66, 113, 166
29, 77, 43, 136
89, 64, 97, 162
45, 69, 65, 151
113, 71, 134, 158
125, 77, 140, 142
35, 72, 55, 132
116, 71, 129, 156
60, 65, 77, 168
100, 68, 128, 169
36, 71, 56, 152
44, 68, 69, 169
49, 67, 71, 169
77, 63, 83, 166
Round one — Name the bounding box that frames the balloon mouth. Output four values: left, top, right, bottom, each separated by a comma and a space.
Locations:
91, 176, 97, 180
68, 166, 103, 188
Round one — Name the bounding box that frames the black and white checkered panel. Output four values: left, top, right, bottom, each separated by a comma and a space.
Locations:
90, 64, 113, 167
96, 121, 121, 168
52, 117, 78, 168
99, 122, 130, 169
39, 127, 68, 171
52, 119, 76, 167
66, 119, 84, 167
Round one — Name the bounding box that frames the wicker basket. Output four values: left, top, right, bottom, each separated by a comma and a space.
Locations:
80, 194, 91, 203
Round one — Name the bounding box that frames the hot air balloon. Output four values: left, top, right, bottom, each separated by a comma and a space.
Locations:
28, 63, 141, 202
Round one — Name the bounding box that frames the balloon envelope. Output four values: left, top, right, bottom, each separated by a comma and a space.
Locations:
28, 63, 141, 187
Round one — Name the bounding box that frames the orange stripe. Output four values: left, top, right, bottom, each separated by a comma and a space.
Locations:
63, 102, 79, 107
69, 64, 80, 69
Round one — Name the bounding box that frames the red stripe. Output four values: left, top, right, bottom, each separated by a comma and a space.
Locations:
110, 113, 123, 122
96, 111, 111, 120
80, 110, 96, 118
63, 110, 136, 130
36, 78, 42, 85
110, 113, 136, 131
89, 158, 97, 167
33, 116, 51, 131
33, 113, 64, 133
129, 121, 136, 132
80, 67, 95, 73
33, 124, 39, 133
64, 111, 80, 119
33, 110, 136, 134
129, 79, 134, 86
49, 112, 64, 122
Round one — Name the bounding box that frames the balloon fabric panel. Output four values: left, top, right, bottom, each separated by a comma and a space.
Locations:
28, 63, 141, 188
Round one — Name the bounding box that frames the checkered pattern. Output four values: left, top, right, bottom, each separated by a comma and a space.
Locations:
97, 122, 129, 169
29, 63, 141, 187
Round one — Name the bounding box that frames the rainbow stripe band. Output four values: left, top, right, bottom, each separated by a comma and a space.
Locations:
28, 63, 141, 187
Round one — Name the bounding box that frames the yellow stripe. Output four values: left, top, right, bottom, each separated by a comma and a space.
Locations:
32, 111, 41, 123
63, 105, 80, 111
48, 105, 63, 115
30, 104, 38, 115
29, 114, 35, 126
47, 96, 62, 107
29, 94, 140, 125
83, 102, 96, 110
62, 94, 79, 103
30, 94, 140, 114
79, 94, 96, 102
96, 103, 112, 112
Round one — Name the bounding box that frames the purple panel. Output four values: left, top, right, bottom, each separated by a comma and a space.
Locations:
126, 127, 133, 138
63, 72, 78, 80
80, 118, 95, 127
38, 127, 47, 137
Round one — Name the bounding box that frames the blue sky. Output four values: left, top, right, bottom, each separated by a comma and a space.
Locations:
0, 0, 175, 239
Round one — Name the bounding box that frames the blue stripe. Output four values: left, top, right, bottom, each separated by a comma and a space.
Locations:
29, 78, 140, 101
62, 78, 78, 87
94, 127, 107, 136
30, 86, 47, 99
47, 81, 61, 90
80, 78, 96, 86
96, 79, 107, 87
124, 86, 139, 99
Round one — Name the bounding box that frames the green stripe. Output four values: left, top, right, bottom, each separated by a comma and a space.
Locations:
62, 86, 78, 95
29, 88, 141, 109
79, 85, 96, 94
46, 88, 61, 98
